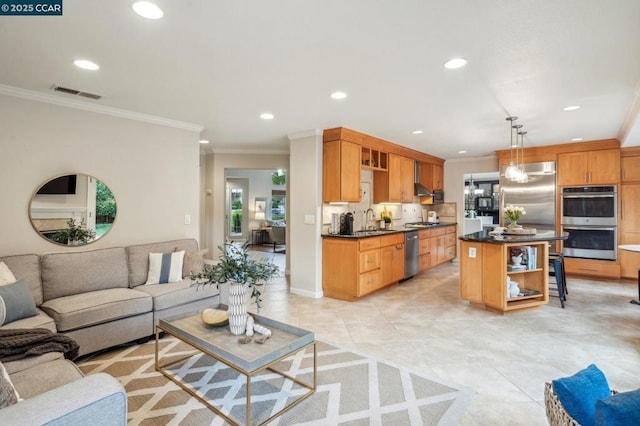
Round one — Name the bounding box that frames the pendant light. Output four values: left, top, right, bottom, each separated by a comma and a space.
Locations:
515, 130, 529, 183
511, 123, 525, 182
504, 116, 519, 180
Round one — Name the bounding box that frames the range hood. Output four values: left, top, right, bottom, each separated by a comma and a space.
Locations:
414, 161, 433, 196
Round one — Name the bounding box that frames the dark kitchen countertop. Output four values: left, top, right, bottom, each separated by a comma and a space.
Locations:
322, 222, 457, 239
459, 228, 568, 244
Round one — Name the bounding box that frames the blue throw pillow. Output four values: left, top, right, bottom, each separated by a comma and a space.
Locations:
595, 389, 640, 426
552, 364, 611, 426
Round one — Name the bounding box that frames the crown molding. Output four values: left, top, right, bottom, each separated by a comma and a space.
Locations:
205, 148, 290, 155
0, 84, 204, 133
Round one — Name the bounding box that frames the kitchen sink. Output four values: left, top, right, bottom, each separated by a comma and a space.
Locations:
352, 229, 397, 236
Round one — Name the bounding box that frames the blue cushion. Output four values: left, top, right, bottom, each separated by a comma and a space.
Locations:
595, 389, 640, 426
552, 364, 611, 426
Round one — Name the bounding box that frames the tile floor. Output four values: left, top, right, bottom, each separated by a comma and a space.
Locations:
250, 250, 640, 425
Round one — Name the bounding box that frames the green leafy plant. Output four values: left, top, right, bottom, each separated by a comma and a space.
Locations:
191, 243, 280, 309
54, 218, 96, 244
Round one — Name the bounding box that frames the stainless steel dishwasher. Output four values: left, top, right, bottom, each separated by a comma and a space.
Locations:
403, 230, 419, 280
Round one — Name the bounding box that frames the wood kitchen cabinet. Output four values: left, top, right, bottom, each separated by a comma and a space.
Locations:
620, 183, 640, 278
322, 233, 404, 301
557, 149, 620, 186
622, 156, 640, 183
323, 139, 361, 203
419, 162, 443, 191
381, 236, 405, 284
418, 225, 456, 272
373, 154, 414, 203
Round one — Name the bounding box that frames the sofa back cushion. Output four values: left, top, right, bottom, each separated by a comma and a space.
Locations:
0, 255, 43, 306
41, 247, 129, 301
126, 239, 198, 287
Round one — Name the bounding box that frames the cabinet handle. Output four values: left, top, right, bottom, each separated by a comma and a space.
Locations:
622, 200, 625, 221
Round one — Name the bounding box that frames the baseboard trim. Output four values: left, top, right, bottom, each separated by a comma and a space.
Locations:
290, 287, 323, 299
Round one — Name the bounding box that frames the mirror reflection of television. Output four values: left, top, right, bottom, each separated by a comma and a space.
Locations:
37, 175, 77, 195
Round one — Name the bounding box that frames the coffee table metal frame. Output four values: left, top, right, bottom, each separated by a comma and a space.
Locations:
155, 311, 316, 426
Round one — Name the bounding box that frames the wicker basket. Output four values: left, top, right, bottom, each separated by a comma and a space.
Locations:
544, 382, 618, 426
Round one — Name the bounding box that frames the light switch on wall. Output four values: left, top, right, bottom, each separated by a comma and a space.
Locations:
304, 214, 315, 224
184, 214, 191, 225
468, 247, 476, 258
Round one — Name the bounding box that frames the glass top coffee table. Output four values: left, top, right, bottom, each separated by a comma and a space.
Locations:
156, 309, 316, 425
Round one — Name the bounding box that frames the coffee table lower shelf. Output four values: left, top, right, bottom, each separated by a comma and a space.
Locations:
155, 317, 316, 426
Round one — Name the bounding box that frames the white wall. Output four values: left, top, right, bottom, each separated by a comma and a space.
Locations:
0, 94, 201, 256
288, 130, 323, 298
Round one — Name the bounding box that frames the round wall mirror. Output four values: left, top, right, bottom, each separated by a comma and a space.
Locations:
29, 174, 117, 246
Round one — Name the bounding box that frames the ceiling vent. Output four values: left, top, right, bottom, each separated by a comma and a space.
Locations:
51, 85, 102, 100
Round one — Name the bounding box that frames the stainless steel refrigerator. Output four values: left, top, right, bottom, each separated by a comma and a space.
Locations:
499, 161, 557, 231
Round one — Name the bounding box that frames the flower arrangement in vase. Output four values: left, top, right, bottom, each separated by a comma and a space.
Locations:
504, 205, 526, 229
191, 243, 279, 335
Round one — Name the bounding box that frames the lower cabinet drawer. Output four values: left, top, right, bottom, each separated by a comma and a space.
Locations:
359, 269, 383, 296
444, 233, 456, 247
359, 249, 381, 273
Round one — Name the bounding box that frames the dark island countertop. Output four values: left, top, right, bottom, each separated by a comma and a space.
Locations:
459, 228, 568, 244
322, 222, 457, 239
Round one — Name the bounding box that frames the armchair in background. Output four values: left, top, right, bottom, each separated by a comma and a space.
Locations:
271, 225, 286, 253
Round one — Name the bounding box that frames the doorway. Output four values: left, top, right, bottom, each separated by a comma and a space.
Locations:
226, 178, 248, 243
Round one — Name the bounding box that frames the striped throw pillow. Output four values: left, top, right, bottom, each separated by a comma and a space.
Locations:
145, 251, 185, 285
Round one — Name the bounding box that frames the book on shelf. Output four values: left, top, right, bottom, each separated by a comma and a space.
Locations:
509, 246, 537, 270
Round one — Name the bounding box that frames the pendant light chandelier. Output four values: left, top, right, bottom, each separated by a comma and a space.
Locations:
515, 130, 529, 183
504, 116, 529, 182
504, 116, 520, 181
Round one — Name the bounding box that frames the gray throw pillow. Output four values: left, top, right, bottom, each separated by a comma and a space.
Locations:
0, 279, 38, 326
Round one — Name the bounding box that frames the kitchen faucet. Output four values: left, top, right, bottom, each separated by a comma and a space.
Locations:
365, 208, 375, 230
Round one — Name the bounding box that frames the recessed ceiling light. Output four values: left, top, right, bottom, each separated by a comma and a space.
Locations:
458, 150, 467, 154
260, 113, 274, 120
411, 130, 424, 135
563, 105, 581, 111
443, 58, 467, 69
571, 137, 583, 142
132, 1, 163, 19
73, 59, 99, 70
199, 139, 210, 144
330, 91, 347, 100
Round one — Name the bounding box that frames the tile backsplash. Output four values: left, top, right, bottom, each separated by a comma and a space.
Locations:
321, 168, 457, 233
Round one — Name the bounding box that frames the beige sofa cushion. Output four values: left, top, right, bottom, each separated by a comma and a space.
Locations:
0, 309, 55, 333
0, 255, 43, 305
10, 358, 83, 400
136, 279, 219, 311
40, 288, 152, 332
41, 247, 128, 301
126, 239, 198, 287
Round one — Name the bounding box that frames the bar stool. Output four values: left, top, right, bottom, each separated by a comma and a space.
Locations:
548, 253, 567, 308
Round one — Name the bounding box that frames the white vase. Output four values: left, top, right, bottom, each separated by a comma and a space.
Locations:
227, 283, 249, 335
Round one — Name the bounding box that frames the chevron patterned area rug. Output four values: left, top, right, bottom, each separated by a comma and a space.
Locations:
78, 336, 474, 425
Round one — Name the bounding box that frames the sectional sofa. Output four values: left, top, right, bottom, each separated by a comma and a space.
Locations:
0, 238, 219, 423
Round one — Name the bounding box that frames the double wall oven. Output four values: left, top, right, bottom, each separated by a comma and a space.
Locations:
561, 186, 617, 261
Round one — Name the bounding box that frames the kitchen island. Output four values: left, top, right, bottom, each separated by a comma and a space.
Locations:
459, 229, 568, 314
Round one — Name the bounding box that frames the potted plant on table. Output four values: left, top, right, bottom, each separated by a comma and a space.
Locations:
191, 243, 280, 335
504, 205, 526, 230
